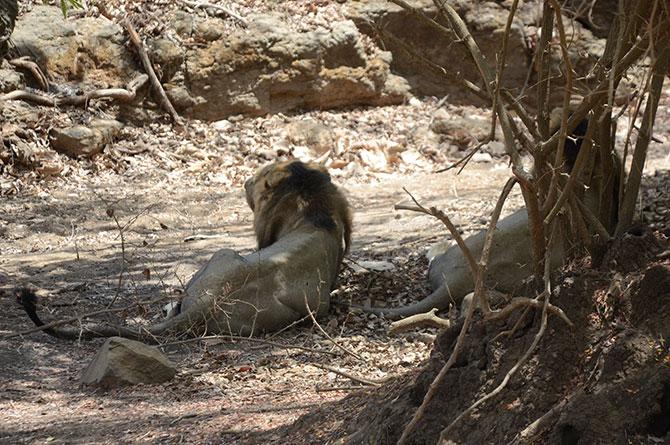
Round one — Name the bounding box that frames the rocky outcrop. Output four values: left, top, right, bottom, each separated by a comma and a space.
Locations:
346, 0, 529, 101
10, 6, 409, 120
80, 337, 176, 388
565, 0, 619, 37
12, 6, 136, 88
346, 0, 604, 105
167, 13, 410, 120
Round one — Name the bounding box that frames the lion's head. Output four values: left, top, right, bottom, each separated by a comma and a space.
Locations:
244, 160, 351, 255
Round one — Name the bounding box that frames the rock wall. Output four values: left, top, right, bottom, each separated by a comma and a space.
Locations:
12, 6, 137, 88
6, 3, 610, 119
346, 0, 605, 106
9, 6, 410, 121
166, 13, 410, 120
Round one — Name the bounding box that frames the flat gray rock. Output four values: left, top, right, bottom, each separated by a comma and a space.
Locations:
80, 337, 176, 389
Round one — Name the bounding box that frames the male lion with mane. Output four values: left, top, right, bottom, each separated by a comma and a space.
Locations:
17, 160, 352, 339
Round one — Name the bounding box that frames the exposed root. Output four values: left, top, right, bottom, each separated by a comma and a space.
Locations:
388, 308, 451, 334
485, 296, 573, 327
510, 395, 573, 444
121, 19, 183, 127
158, 334, 338, 356
0, 74, 149, 107
9, 56, 49, 91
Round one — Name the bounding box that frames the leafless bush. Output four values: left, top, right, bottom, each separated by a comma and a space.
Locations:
385, 0, 670, 441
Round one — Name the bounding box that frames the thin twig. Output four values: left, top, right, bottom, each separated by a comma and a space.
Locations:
538, 34, 654, 157
438, 225, 558, 441
543, 111, 597, 226
388, 0, 454, 42
536, 1, 554, 140
311, 363, 388, 386
475, 177, 518, 312
616, 38, 670, 235
544, 0, 576, 221
432, 0, 527, 178
221, 403, 316, 414
158, 334, 337, 356
315, 385, 368, 392
490, 0, 520, 147
395, 176, 519, 444
107, 213, 127, 308
122, 19, 182, 126
573, 194, 612, 242
303, 293, 364, 361
375, 26, 488, 102
181, 0, 248, 27
397, 297, 476, 444
3, 295, 167, 339
396, 188, 478, 277
434, 137, 490, 174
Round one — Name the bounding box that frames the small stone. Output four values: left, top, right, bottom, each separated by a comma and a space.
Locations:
165, 84, 199, 110
408, 96, 422, 107
359, 149, 388, 171
50, 119, 123, 158
211, 120, 233, 132
356, 260, 396, 272
0, 67, 23, 93
282, 119, 334, 156
472, 152, 493, 163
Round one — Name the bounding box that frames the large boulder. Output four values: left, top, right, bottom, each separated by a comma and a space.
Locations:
168, 13, 410, 120
80, 337, 176, 388
11, 6, 410, 120
11, 5, 137, 88
564, 0, 619, 37
346, 0, 604, 105
346, 0, 528, 101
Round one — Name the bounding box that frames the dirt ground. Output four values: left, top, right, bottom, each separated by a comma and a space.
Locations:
2, 132, 670, 444
0, 146, 521, 444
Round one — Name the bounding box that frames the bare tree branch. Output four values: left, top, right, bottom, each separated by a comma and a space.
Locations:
388, 308, 451, 334
181, 0, 248, 27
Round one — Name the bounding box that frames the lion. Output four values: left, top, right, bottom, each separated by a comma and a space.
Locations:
17, 160, 352, 339
369, 111, 620, 319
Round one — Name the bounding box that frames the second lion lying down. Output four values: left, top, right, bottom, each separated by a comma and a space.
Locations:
19, 160, 352, 339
